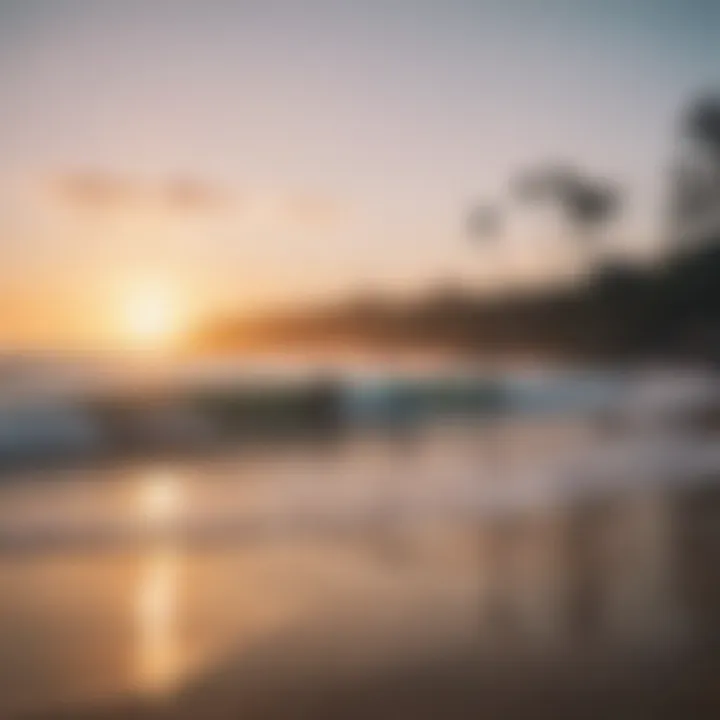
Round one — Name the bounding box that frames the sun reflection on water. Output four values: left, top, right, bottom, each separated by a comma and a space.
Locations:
135, 469, 184, 696
137, 471, 183, 527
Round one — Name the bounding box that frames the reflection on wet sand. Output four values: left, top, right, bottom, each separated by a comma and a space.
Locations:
136, 545, 180, 696
476, 487, 682, 655
136, 471, 183, 529
135, 470, 183, 696
146, 480, 719, 720
0, 423, 717, 719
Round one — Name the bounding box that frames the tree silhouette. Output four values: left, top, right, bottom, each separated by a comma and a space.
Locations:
511, 163, 622, 271
671, 94, 720, 248
684, 94, 720, 154
467, 203, 502, 243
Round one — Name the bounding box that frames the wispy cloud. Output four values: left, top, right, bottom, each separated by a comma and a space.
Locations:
50, 171, 139, 212
47, 171, 232, 215
45, 170, 347, 231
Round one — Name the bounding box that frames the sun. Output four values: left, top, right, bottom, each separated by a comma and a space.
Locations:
121, 280, 183, 350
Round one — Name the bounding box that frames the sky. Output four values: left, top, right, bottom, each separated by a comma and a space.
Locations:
0, 0, 718, 346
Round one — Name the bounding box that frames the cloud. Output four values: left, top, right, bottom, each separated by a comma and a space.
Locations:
164, 176, 232, 213
44, 170, 348, 232
49, 171, 139, 211
48, 171, 233, 215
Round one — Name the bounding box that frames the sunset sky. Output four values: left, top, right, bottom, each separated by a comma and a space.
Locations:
0, 0, 718, 346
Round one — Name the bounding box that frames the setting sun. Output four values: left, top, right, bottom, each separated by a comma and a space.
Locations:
121, 281, 184, 350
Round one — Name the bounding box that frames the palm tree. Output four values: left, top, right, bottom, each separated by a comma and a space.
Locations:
685, 94, 720, 154
511, 163, 621, 274
467, 201, 514, 295
671, 94, 720, 249
467, 203, 502, 243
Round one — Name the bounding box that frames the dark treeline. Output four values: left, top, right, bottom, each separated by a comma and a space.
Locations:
197, 95, 720, 363
195, 240, 720, 362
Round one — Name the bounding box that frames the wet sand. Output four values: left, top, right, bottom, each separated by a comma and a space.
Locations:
0, 421, 718, 719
